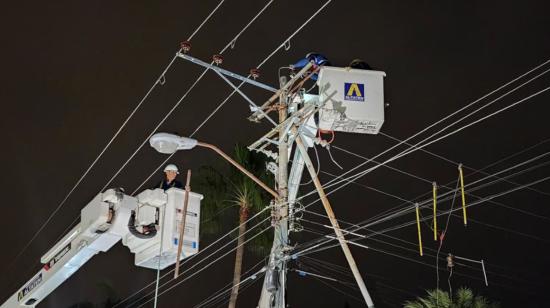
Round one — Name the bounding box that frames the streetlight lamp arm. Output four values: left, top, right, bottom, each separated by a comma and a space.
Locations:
196, 142, 279, 199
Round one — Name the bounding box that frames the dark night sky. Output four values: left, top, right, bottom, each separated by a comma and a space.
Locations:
1, 1, 550, 307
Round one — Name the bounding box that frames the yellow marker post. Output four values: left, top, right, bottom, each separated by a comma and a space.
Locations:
458, 164, 467, 226
433, 182, 437, 241
415, 203, 423, 256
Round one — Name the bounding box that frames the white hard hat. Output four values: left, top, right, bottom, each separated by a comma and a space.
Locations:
164, 164, 179, 174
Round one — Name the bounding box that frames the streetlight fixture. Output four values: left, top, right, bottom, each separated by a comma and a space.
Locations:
149, 132, 198, 154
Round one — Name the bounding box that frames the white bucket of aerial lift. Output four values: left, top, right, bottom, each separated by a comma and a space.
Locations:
317, 66, 386, 134
129, 188, 203, 270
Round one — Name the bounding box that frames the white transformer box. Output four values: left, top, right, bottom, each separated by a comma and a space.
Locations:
317, 66, 386, 134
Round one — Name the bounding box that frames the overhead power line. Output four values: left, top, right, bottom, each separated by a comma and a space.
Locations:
296, 140, 550, 238
328, 145, 550, 222
367, 153, 550, 229
360, 175, 550, 242
370, 136, 550, 224
378, 131, 550, 197
298, 211, 539, 288
290, 169, 550, 287
193, 259, 267, 308
364, 156, 550, 229
297, 222, 542, 293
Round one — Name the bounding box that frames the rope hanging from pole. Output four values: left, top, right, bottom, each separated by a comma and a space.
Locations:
415, 203, 423, 256
458, 163, 468, 226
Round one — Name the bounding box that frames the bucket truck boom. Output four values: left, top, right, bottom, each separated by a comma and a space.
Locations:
1, 187, 202, 308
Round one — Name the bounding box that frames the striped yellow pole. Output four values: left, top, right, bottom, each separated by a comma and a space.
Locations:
415, 203, 423, 256
458, 163, 467, 226
432, 182, 437, 241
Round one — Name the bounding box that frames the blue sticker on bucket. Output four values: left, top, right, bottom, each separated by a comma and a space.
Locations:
344, 82, 365, 102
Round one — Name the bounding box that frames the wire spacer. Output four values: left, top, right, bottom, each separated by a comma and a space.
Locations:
180, 41, 191, 53
212, 54, 224, 65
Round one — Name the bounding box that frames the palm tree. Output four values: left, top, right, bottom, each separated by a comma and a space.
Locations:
403, 287, 500, 308
196, 144, 274, 308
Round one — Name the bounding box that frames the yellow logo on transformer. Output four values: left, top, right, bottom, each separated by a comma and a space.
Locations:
344, 82, 365, 101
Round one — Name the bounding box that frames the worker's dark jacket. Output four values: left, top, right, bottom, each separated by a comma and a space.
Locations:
156, 179, 184, 191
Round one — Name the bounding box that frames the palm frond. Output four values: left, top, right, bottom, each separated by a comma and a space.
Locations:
473, 295, 489, 308
402, 287, 499, 308
456, 287, 474, 307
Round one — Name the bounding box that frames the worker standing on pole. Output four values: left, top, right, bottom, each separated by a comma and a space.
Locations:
156, 164, 184, 190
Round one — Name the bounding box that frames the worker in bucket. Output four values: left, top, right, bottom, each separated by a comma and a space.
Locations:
290, 52, 330, 81
157, 164, 184, 190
